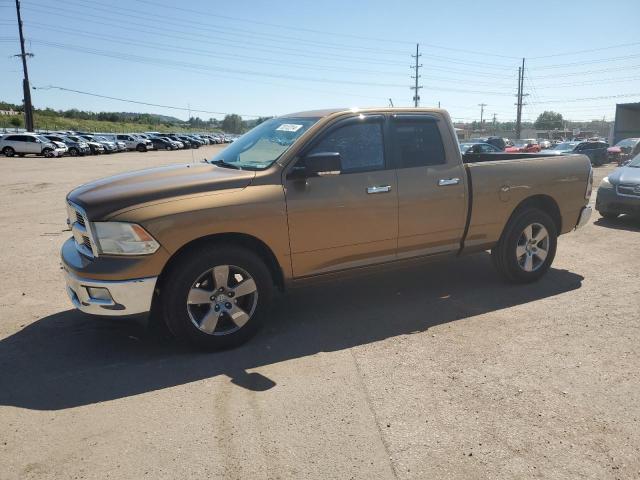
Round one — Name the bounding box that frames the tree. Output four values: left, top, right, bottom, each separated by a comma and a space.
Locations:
221, 114, 243, 134
534, 111, 564, 130
9, 116, 22, 127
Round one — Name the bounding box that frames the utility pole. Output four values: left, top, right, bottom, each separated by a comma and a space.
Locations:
478, 103, 487, 128
14, 0, 34, 132
492, 113, 497, 135
514, 58, 529, 139
410, 43, 423, 108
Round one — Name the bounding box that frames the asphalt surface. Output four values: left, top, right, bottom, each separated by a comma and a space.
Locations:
0, 148, 638, 479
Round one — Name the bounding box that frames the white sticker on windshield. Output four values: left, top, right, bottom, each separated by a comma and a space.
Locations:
276, 123, 304, 132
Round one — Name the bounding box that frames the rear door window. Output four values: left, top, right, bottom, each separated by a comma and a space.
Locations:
391, 118, 446, 168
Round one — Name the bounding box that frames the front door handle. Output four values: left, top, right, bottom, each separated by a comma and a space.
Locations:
367, 185, 392, 194
438, 178, 460, 186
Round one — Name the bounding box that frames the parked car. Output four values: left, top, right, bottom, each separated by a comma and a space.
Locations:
43, 134, 91, 157
540, 141, 581, 155
149, 137, 176, 150
133, 135, 154, 150
596, 152, 640, 218
0, 133, 58, 157
176, 135, 196, 148
61, 107, 593, 350
506, 139, 541, 153
542, 141, 608, 166
82, 135, 118, 154
108, 134, 146, 152
607, 138, 640, 165
68, 135, 104, 155
538, 139, 552, 149
460, 142, 502, 155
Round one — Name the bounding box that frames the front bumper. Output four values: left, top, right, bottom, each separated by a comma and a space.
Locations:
63, 268, 157, 316
596, 186, 640, 215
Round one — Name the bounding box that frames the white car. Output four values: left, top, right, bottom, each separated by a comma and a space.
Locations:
49, 140, 69, 157
102, 134, 149, 152
0, 133, 59, 157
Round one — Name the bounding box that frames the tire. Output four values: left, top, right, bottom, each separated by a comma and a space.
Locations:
600, 211, 619, 220
42, 148, 54, 158
136, 144, 146, 152
161, 245, 274, 350
69, 147, 79, 157
3, 147, 15, 157
491, 208, 557, 283
165, 145, 171, 151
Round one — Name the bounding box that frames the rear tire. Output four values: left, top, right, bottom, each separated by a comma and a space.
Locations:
161, 245, 274, 350
491, 208, 557, 283
3, 147, 15, 157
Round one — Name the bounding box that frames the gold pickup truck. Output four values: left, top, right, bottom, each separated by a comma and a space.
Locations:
62, 108, 593, 349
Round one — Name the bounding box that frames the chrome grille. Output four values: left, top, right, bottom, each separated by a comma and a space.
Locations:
67, 201, 96, 258
617, 184, 640, 197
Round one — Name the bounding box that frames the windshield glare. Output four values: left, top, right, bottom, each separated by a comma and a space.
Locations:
554, 142, 578, 150
210, 117, 319, 170
628, 153, 640, 167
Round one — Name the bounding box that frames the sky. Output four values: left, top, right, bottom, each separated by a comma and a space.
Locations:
1, 0, 639, 123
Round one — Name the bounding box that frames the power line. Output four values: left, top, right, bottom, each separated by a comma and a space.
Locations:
528, 41, 640, 60
33, 85, 268, 118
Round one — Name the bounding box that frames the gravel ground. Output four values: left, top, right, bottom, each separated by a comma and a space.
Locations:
0, 149, 638, 479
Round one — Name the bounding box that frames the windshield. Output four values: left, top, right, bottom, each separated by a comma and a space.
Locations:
459, 143, 473, 153
628, 153, 640, 167
36, 135, 52, 143
95, 136, 108, 142
616, 138, 639, 148
209, 117, 319, 170
554, 142, 578, 150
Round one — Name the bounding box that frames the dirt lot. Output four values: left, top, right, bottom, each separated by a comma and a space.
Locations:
0, 148, 638, 479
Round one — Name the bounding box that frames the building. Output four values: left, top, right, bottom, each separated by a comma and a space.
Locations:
0, 109, 20, 116
613, 102, 640, 144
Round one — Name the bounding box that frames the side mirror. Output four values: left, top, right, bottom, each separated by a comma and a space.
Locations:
290, 152, 342, 179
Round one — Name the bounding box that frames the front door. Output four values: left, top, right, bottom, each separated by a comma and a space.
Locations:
284, 114, 398, 277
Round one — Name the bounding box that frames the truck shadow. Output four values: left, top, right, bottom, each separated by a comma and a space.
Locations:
0, 253, 584, 411
593, 215, 640, 232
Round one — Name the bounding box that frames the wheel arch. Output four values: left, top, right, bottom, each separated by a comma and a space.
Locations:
507, 194, 562, 234
156, 232, 285, 293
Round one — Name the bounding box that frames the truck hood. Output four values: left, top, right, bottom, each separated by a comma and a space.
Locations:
609, 165, 640, 185
67, 163, 256, 219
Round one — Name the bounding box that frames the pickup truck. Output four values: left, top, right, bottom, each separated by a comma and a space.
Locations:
61, 108, 593, 349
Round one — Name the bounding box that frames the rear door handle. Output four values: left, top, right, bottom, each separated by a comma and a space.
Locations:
438, 178, 460, 186
367, 185, 392, 194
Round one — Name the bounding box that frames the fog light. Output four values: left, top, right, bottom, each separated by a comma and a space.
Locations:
86, 287, 112, 302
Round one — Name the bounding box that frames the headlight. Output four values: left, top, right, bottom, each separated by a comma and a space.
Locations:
93, 222, 160, 255
600, 176, 612, 187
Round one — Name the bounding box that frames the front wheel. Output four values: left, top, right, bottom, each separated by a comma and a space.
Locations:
491, 208, 557, 283
42, 148, 54, 158
161, 245, 273, 350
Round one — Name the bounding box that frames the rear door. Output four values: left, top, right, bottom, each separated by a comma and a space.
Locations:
284, 114, 398, 277
391, 114, 468, 259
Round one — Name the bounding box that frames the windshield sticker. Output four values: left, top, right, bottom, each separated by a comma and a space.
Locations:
276, 124, 304, 132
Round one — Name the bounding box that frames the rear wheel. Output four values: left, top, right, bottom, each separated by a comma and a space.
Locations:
491, 208, 557, 283
161, 245, 273, 350
3, 147, 15, 157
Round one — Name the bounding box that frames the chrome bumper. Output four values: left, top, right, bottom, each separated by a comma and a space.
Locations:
576, 205, 592, 229
63, 268, 157, 316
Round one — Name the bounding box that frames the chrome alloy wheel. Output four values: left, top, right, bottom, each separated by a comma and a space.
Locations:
516, 222, 549, 272
186, 265, 258, 336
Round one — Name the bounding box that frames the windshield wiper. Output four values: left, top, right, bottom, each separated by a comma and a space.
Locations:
210, 159, 242, 170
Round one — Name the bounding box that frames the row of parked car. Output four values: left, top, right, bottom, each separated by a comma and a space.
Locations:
0, 130, 236, 158
460, 136, 640, 167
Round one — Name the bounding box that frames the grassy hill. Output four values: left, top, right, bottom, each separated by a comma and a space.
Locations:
0, 112, 215, 134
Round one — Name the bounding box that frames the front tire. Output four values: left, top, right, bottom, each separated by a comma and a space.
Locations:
491, 208, 557, 283
161, 245, 274, 350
